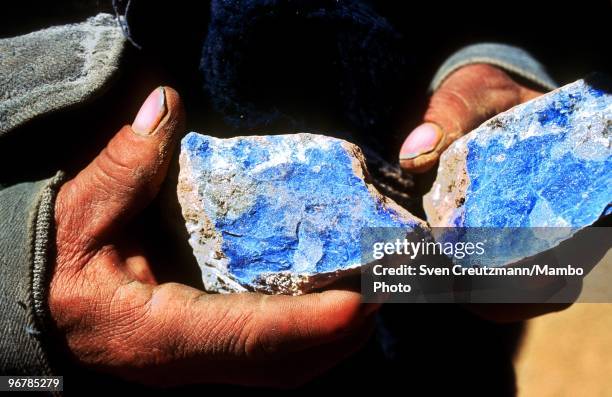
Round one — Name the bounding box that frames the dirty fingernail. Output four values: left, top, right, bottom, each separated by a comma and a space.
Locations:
399, 123, 443, 160
132, 87, 166, 135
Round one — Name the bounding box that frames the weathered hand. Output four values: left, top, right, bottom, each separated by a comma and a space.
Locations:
398, 64, 576, 322
50, 87, 376, 387
399, 63, 543, 173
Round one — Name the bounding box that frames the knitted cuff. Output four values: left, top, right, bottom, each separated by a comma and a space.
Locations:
430, 43, 558, 93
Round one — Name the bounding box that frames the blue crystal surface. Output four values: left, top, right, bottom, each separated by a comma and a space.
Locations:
182, 133, 421, 286
461, 82, 611, 228
430, 78, 611, 267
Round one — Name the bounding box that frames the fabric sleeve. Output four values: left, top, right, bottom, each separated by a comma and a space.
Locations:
0, 172, 65, 375
0, 13, 124, 136
430, 42, 558, 92
0, 11, 123, 379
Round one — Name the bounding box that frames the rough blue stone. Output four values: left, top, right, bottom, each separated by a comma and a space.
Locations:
424, 78, 611, 266
178, 133, 427, 294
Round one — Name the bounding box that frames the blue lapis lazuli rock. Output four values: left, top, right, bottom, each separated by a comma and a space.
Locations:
178, 132, 427, 294
424, 77, 611, 266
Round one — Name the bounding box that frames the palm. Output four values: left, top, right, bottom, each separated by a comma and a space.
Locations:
47, 86, 374, 387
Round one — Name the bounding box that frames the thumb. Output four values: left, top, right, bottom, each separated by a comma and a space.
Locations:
399, 64, 541, 173
56, 86, 185, 245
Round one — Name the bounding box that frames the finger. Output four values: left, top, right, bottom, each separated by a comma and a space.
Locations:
227, 322, 374, 388
399, 64, 542, 173
145, 283, 374, 357
121, 282, 379, 385
80, 279, 377, 386
56, 86, 185, 246
106, 283, 377, 385
138, 315, 375, 387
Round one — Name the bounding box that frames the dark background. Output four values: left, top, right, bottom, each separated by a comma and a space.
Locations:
3, 0, 611, 83
0, 1, 610, 395
1, 0, 610, 183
